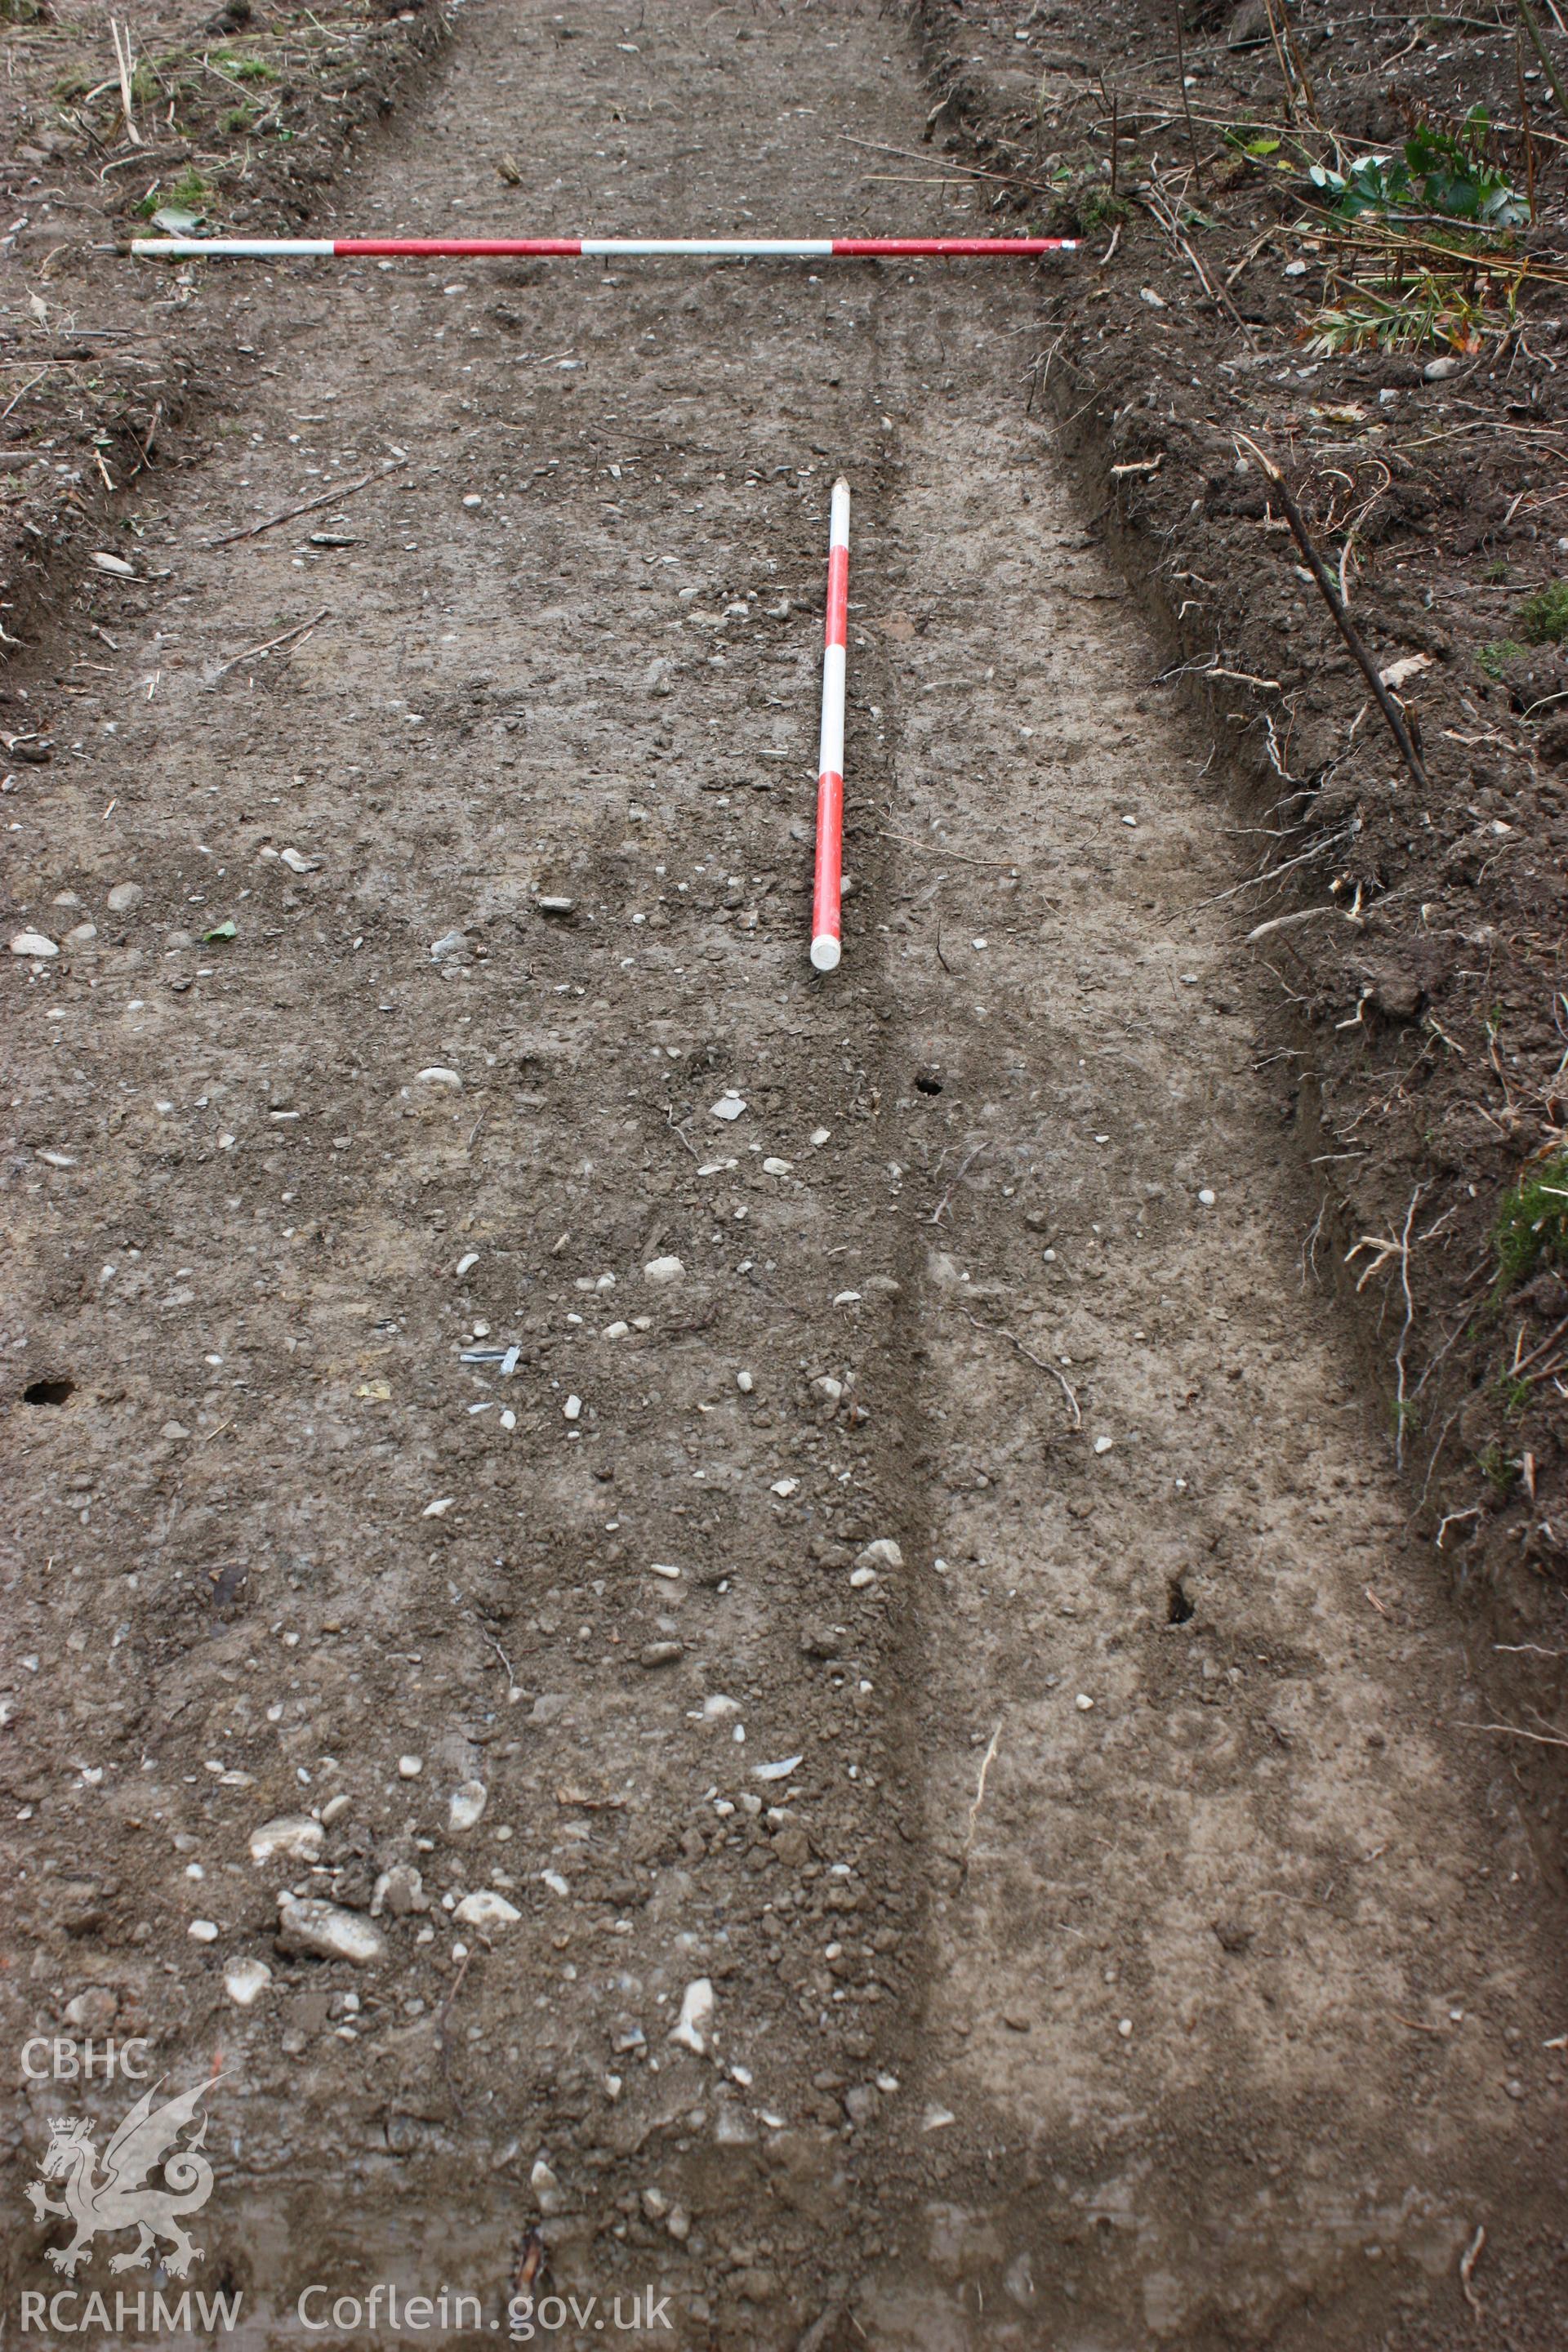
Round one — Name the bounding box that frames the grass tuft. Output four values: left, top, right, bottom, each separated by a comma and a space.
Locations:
1517, 578, 1568, 646
1495, 1152, 1568, 1287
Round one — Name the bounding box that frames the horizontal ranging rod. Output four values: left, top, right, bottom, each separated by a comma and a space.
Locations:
127, 235, 1077, 261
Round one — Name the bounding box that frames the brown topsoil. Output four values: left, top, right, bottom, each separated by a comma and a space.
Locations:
913, 0, 1568, 1876
3, 3, 1568, 2347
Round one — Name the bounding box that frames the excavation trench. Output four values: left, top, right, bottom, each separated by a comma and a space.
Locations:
2, 3, 1562, 2347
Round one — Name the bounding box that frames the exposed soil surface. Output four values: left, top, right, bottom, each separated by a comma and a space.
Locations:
4, 4, 1568, 2350
1, 0, 447, 645
912, 0, 1568, 1873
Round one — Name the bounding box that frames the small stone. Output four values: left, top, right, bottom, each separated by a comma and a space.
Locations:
65, 924, 98, 947
278, 848, 320, 875
1118, 2018, 1134, 2038
10, 931, 57, 959
644, 1254, 685, 1285
1197, 1188, 1216, 1208
454, 1888, 522, 1930
188, 1919, 219, 1943
64, 1989, 118, 2034
106, 882, 144, 913
703, 1694, 742, 1717
736, 1370, 754, 1393
160, 1421, 190, 1442
771, 1477, 799, 1498
564, 1394, 582, 1422
857, 1539, 904, 1571
462, 492, 483, 509
648, 1561, 681, 1581
762, 1156, 793, 1176
710, 1092, 746, 1121
430, 930, 468, 960
1003, 2009, 1031, 2034
275, 1895, 386, 1966
1423, 354, 1463, 381
1075, 1694, 1095, 1712
399, 1754, 424, 1779
670, 1976, 714, 2054
811, 1128, 831, 1146
372, 1863, 429, 1918
91, 551, 136, 577
666, 2205, 692, 2243
416, 1067, 463, 1089
849, 1566, 877, 1588
1094, 1435, 1114, 1454
923, 2103, 956, 2131
530, 2155, 563, 2212
224, 1957, 273, 2007
751, 1754, 801, 1782
248, 1814, 324, 1866
535, 895, 576, 916
448, 1780, 488, 1833
640, 1641, 684, 1668
422, 1497, 453, 1518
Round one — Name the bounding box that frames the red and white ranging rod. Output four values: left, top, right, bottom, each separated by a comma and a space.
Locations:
812, 477, 851, 976
127, 235, 1076, 261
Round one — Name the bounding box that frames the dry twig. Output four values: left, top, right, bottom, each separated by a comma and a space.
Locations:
1236, 436, 1430, 793
205, 460, 406, 549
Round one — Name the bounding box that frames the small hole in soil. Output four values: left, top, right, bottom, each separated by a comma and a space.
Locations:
1166, 1576, 1194, 1625
914, 1071, 943, 1095
22, 1378, 74, 1407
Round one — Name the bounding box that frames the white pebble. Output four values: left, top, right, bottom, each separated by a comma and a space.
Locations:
448, 1781, 488, 1833
710, 1093, 746, 1121
1076, 1694, 1095, 1713
736, 1370, 755, 1394
669, 1976, 715, 2054
649, 1561, 681, 1581
1094, 1435, 1114, 1454
454, 1888, 520, 1929
276, 1895, 386, 1967
644, 1255, 685, 1285
248, 1814, 323, 1866
224, 1957, 272, 2007
188, 1920, 219, 1943
399, 1754, 423, 1779
1197, 1188, 1216, 1207
10, 932, 58, 959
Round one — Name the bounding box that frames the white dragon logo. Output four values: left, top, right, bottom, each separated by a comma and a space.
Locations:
25, 2075, 219, 2278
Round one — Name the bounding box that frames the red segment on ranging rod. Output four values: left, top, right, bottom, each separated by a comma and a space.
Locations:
127, 235, 1077, 261
812, 478, 852, 976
